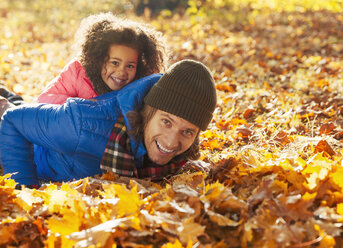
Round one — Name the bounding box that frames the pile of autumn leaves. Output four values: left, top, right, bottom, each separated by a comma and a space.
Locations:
1, 84, 343, 248
2, 138, 343, 248
1, 9, 343, 248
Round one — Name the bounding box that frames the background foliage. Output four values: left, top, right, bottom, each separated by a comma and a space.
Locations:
0, 0, 343, 247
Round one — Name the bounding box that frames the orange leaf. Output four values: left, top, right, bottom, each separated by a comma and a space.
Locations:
236, 127, 253, 138
243, 109, 254, 119
319, 123, 336, 135
216, 83, 236, 92
273, 131, 293, 147
314, 140, 335, 157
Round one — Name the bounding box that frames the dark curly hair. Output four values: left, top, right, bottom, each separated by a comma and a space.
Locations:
75, 13, 169, 95
127, 105, 201, 161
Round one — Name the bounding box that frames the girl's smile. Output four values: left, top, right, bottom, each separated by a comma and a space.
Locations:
101, 44, 138, 91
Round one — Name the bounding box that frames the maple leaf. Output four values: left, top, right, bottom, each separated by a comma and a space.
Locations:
302, 153, 333, 190
47, 208, 83, 236
101, 184, 142, 218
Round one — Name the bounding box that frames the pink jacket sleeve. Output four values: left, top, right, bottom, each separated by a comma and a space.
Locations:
37, 59, 98, 104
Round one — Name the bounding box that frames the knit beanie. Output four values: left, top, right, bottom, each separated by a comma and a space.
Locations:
144, 59, 217, 130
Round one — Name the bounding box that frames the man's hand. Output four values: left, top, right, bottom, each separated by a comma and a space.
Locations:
182, 160, 211, 173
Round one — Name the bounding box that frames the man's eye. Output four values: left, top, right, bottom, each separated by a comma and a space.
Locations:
128, 64, 136, 69
111, 61, 119, 66
183, 130, 193, 137
162, 119, 170, 126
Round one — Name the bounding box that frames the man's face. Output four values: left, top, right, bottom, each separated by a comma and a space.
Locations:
144, 109, 199, 165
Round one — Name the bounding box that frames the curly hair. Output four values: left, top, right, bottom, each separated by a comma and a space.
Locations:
75, 13, 170, 95
126, 105, 201, 161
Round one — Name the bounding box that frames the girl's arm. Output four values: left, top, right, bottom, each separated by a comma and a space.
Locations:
0, 103, 81, 185
37, 60, 97, 104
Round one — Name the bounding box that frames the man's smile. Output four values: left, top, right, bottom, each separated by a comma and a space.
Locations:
156, 140, 175, 154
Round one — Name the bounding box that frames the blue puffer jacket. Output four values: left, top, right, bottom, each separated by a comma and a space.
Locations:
0, 74, 162, 185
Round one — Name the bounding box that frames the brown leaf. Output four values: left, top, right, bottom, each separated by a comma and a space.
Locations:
314, 140, 335, 157
274, 130, 292, 146
207, 210, 241, 227
319, 123, 336, 135
243, 108, 254, 119
236, 126, 253, 139
216, 83, 236, 92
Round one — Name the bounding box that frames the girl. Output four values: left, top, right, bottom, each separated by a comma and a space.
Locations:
37, 12, 169, 104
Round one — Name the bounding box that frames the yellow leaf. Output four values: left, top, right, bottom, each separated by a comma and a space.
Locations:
15, 188, 43, 212
1, 216, 28, 224
204, 181, 225, 202
0, 174, 17, 188
278, 158, 294, 170
302, 165, 321, 175
45, 189, 68, 213
38, 183, 81, 213
271, 180, 288, 194
45, 233, 77, 248
302, 192, 317, 201
336, 203, 343, 221
305, 172, 320, 190
330, 167, 343, 189
295, 157, 307, 168
101, 184, 142, 217
318, 235, 336, 248
201, 130, 215, 139
162, 239, 184, 248
47, 208, 82, 235
230, 118, 247, 126
302, 154, 332, 190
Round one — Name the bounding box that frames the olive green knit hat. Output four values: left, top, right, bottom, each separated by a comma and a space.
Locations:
144, 59, 217, 130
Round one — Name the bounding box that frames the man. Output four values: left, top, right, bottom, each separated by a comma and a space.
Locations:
0, 60, 217, 186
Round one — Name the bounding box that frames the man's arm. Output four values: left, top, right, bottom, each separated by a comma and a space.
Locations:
0, 103, 81, 185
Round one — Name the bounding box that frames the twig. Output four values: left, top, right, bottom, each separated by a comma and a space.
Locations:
289, 235, 323, 248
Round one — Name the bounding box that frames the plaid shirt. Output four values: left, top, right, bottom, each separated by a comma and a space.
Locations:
100, 115, 186, 181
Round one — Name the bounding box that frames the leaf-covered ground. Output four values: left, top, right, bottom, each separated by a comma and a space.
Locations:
0, 1, 343, 247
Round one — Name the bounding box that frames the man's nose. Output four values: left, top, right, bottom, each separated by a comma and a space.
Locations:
165, 131, 180, 149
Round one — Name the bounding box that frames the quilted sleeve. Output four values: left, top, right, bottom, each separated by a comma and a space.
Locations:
0, 102, 81, 185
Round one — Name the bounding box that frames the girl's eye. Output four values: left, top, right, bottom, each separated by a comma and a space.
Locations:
127, 64, 136, 69
111, 61, 119, 66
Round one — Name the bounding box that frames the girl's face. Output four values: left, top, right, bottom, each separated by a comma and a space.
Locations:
101, 44, 139, 91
